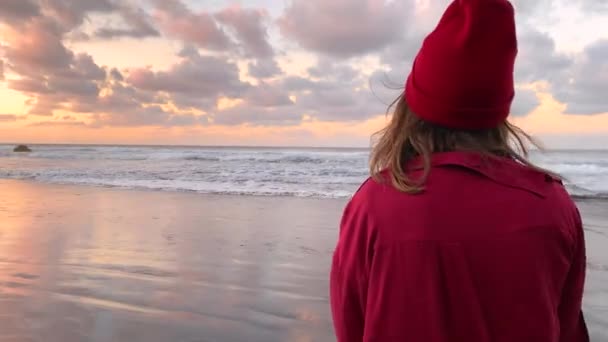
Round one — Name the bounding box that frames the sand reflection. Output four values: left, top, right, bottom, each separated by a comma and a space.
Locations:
0, 180, 337, 341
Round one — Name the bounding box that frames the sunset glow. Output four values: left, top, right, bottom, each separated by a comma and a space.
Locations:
0, 0, 606, 148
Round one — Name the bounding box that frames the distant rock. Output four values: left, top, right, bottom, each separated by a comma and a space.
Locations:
13, 145, 32, 153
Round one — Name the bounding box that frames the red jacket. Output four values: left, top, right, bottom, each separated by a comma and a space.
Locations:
331, 151, 588, 342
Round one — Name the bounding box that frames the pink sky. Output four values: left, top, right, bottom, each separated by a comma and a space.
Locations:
0, 0, 607, 148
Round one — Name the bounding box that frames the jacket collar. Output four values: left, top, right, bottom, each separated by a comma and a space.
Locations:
406, 151, 553, 198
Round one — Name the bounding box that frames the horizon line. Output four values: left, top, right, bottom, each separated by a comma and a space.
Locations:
1, 142, 606, 152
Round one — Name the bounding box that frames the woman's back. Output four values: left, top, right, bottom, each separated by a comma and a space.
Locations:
331, 152, 588, 341
329, 0, 588, 340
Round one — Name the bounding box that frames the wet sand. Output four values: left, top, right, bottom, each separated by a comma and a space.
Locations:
0, 179, 606, 341
578, 199, 608, 341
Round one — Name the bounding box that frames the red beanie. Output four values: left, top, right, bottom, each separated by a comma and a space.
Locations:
405, 0, 518, 129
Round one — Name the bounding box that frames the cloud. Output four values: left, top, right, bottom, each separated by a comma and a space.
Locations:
299, 88, 356, 108
248, 59, 282, 79
152, 0, 232, 51
0, 0, 155, 41
1, 1, 283, 127
126, 54, 248, 101
71, 53, 106, 80
0, 0, 406, 127
0, 0, 179, 126
151, 2, 279, 80
553, 39, 608, 114
580, 0, 608, 12
47, 74, 99, 97
94, 5, 160, 39
281, 76, 317, 92
4, 18, 73, 76
176, 45, 198, 59
511, 89, 541, 116
380, 32, 425, 71
210, 60, 386, 126
298, 87, 384, 121
243, 82, 294, 107
308, 58, 359, 82
0, 0, 40, 24
90, 105, 203, 127
515, 30, 573, 84
9, 78, 52, 94
215, 6, 274, 58
28, 120, 87, 127
1, 12, 108, 117
43, 0, 118, 30
278, 0, 410, 58
215, 5, 281, 79
510, 0, 553, 15
0, 114, 18, 122
0, 0, 606, 133
7, 51, 105, 115
213, 106, 301, 126
110, 68, 123, 81
27, 97, 62, 116
58, 79, 206, 128
0, 60, 4, 81
69, 82, 158, 115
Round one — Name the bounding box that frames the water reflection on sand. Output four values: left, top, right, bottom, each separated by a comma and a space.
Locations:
0, 180, 339, 341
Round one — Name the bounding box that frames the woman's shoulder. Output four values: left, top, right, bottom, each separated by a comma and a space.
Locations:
350, 173, 394, 201
346, 174, 405, 220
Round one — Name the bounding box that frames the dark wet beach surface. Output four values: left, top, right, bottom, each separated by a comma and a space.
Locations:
578, 200, 608, 341
0, 180, 606, 341
0, 180, 340, 342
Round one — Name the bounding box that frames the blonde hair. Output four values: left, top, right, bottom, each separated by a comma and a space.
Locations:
370, 93, 553, 193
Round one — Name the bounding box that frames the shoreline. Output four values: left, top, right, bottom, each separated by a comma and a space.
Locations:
0, 143, 372, 151
0, 178, 354, 201
0, 178, 607, 202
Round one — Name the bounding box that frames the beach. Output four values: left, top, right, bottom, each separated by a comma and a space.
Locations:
1, 179, 607, 341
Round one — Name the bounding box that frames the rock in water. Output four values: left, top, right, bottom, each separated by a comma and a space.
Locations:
13, 145, 32, 152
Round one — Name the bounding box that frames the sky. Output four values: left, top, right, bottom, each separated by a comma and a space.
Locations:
0, 0, 607, 148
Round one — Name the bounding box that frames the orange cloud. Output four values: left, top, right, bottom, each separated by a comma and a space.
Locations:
512, 89, 608, 135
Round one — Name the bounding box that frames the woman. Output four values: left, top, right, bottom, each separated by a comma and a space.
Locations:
330, 0, 589, 341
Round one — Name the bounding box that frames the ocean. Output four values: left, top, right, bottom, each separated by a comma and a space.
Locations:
0, 144, 607, 199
